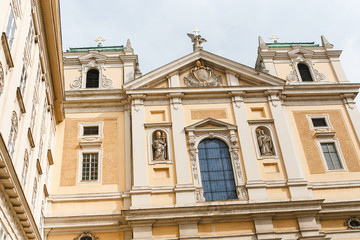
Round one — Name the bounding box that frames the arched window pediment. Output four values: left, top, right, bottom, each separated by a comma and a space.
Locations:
287, 54, 326, 83
185, 118, 247, 202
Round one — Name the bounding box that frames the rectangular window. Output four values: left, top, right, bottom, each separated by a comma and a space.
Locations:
312, 118, 327, 127
5, 7, 16, 49
83, 126, 99, 136
82, 153, 98, 181
321, 142, 343, 170
26, 20, 35, 53
19, 65, 27, 95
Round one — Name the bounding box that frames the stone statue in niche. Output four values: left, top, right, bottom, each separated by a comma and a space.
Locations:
256, 128, 274, 156
152, 130, 167, 161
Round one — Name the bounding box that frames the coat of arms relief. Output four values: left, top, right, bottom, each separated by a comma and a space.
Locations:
184, 60, 222, 87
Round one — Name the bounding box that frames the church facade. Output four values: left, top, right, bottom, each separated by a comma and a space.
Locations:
1, 1, 360, 240
46, 35, 360, 240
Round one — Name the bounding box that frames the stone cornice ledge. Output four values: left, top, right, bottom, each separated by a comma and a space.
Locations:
49, 192, 125, 202
0, 133, 41, 239
123, 199, 325, 223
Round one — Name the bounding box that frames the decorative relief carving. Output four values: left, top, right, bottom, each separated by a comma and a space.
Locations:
344, 217, 360, 229
74, 232, 99, 240
0, 61, 4, 95
70, 76, 82, 89
286, 54, 326, 83
184, 60, 222, 87
195, 188, 205, 202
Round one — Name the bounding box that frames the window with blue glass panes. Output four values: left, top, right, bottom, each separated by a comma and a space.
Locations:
198, 139, 237, 201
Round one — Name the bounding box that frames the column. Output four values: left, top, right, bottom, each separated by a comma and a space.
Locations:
266, 91, 312, 200
130, 94, 151, 208
168, 90, 196, 205
230, 91, 267, 201
253, 217, 279, 240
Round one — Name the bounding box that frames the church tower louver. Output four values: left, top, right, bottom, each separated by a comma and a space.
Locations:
0, 2, 360, 238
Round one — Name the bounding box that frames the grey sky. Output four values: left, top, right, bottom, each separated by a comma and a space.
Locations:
60, 0, 360, 103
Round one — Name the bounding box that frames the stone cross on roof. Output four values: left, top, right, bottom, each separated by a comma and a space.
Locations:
95, 37, 106, 47
269, 34, 279, 43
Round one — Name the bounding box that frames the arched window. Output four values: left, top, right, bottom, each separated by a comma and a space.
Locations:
86, 69, 99, 88
298, 63, 313, 82
198, 139, 237, 201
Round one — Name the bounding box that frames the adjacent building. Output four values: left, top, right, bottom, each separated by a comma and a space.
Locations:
0, 0, 64, 239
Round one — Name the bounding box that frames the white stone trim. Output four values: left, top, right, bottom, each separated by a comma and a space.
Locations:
316, 138, 347, 172
146, 126, 172, 164
250, 124, 279, 159
306, 114, 332, 130
77, 148, 102, 184
78, 122, 103, 139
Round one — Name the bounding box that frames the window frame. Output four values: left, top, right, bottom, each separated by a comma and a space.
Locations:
307, 114, 332, 130
316, 139, 347, 172
4, 6, 17, 50
79, 122, 103, 138
78, 148, 102, 183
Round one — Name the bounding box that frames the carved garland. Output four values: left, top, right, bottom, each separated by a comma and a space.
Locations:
287, 56, 326, 82
186, 125, 247, 202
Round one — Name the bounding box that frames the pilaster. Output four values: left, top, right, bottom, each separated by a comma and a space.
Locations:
342, 94, 360, 144
124, 104, 132, 209
132, 224, 153, 240
168, 92, 196, 205
327, 53, 348, 82
266, 91, 312, 200
226, 71, 239, 86
179, 222, 198, 240
230, 91, 267, 201
261, 52, 277, 77
130, 94, 151, 208
253, 217, 280, 240
168, 72, 180, 87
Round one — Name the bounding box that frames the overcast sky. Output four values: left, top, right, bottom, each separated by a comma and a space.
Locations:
60, 0, 360, 103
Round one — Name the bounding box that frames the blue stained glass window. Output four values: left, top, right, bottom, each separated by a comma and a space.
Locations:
198, 139, 237, 201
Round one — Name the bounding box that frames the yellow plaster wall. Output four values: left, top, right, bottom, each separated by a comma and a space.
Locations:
151, 193, 175, 206
152, 226, 179, 239
292, 109, 360, 175
152, 79, 169, 88
198, 221, 255, 236
144, 106, 171, 123
54, 112, 125, 195
245, 103, 273, 120
245, 103, 287, 181
51, 200, 123, 215
313, 62, 338, 82
266, 188, 291, 200
287, 105, 360, 183
64, 68, 81, 90
183, 103, 236, 126
274, 63, 293, 81
313, 187, 360, 200
214, 221, 255, 235
321, 219, 347, 231
273, 219, 299, 231
104, 67, 123, 88
48, 232, 124, 240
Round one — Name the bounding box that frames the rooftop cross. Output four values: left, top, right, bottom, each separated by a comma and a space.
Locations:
95, 37, 106, 47
193, 28, 200, 36
269, 34, 280, 43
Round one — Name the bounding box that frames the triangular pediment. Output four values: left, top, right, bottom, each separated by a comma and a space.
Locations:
288, 48, 314, 58
124, 50, 286, 90
185, 118, 237, 132
79, 52, 107, 64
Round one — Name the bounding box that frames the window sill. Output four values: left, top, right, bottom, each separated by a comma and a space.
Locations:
1, 32, 14, 68
16, 87, 26, 113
